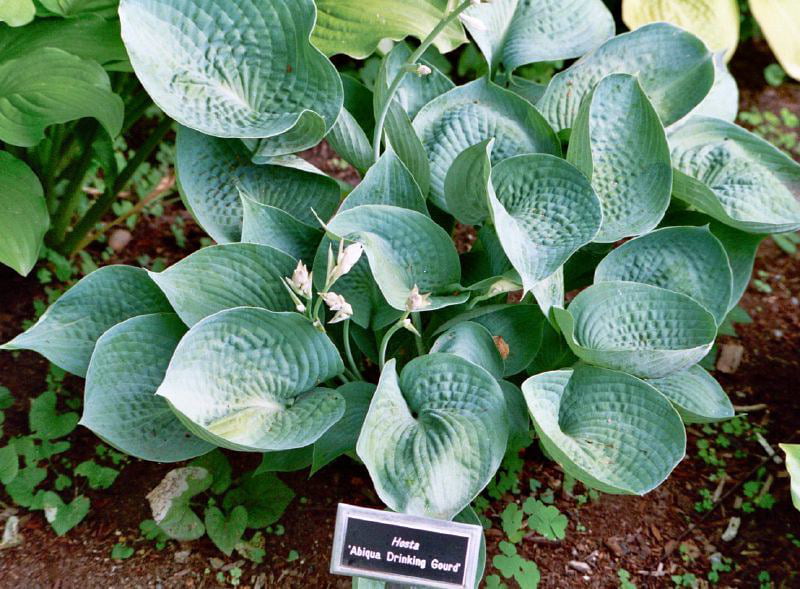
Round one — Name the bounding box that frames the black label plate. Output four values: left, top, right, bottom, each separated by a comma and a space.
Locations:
330, 504, 482, 589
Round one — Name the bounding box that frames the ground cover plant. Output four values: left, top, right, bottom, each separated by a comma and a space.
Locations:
3, 0, 800, 586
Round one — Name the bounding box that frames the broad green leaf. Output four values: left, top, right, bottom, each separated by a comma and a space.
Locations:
74, 460, 119, 490
81, 313, 213, 462
523, 498, 567, 540
748, 0, 800, 80
325, 205, 467, 312
149, 244, 296, 326
311, 0, 467, 59
488, 154, 602, 291
39, 0, 119, 17
538, 23, 715, 131
431, 322, 504, 379
256, 446, 313, 473
157, 308, 345, 452
523, 366, 686, 494
623, 0, 740, 61
567, 74, 672, 242
2, 265, 172, 377
0, 445, 18, 485
554, 282, 717, 378
463, 0, 614, 71
0, 47, 123, 147
42, 493, 90, 536
357, 355, 508, 519
0, 151, 48, 276
5, 465, 46, 507
190, 450, 232, 494
312, 382, 375, 475
445, 139, 493, 225
435, 304, 545, 377
780, 444, 800, 510
670, 116, 800, 233
595, 226, 733, 324
205, 506, 247, 556
647, 365, 734, 424
147, 466, 212, 541
414, 78, 561, 211
0, 0, 34, 26
0, 14, 127, 67
222, 472, 294, 529
120, 0, 343, 155
29, 391, 79, 440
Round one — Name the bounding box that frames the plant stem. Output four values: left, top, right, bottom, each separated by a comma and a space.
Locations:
342, 320, 364, 381
378, 312, 411, 370
371, 0, 473, 161
60, 116, 174, 255
411, 312, 426, 355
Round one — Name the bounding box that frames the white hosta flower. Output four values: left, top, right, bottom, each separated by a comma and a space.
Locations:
405, 285, 432, 312
330, 242, 364, 284
460, 13, 487, 32
321, 291, 353, 324
288, 261, 312, 299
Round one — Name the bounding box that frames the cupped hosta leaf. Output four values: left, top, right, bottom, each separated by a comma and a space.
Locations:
488, 154, 602, 292
623, 0, 740, 61
780, 444, 800, 511
554, 281, 717, 378
595, 226, 733, 324
384, 102, 431, 197
0, 14, 127, 68
499, 381, 531, 452
414, 78, 561, 211
157, 308, 345, 452
523, 365, 686, 495
670, 116, 800, 233
0, 47, 123, 147
538, 23, 715, 131
311, 0, 467, 59
647, 365, 734, 424
434, 304, 545, 377
431, 322, 504, 379
148, 244, 296, 326
0, 0, 34, 26
0, 152, 48, 276
81, 313, 213, 462
327, 108, 374, 174
120, 0, 343, 155
339, 150, 427, 215
325, 205, 467, 312
463, 0, 614, 71
357, 355, 508, 519
679, 54, 739, 125
567, 74, 672, 242
445, 138, 493, 226
2, 266, 171, 377
311, 382, 375, 474
240, 195, 323, 262
749, 0, 800, 81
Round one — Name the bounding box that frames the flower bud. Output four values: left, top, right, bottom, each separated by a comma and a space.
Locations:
321, 291, 354, 324
288, 261, 312, 299
405, 285, 432, 312
400, 317, 420, 337
330, 242, 364, 283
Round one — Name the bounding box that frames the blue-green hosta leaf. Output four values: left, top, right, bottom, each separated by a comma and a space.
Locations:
434, 304, 545, 377
120, 0, 343, 155
0, 0, 34, 26
1, 266, 171, 377
670, 116, 800, 233
554, 282, 717, 378
256, 446, 313, 473
647, 366, 734, 424
311, 0, 467, 59
157, 308, 345, 452
357, 355, 508, 519
431, 322, 504, 379
240, 195, 323, 262
0, 47, 123, 147
488, 154, 602, 292
595, 226, 733, 325
414, 78, 561, 211
311, 382, 375, 475
499, 381, 531, 452
327, 108, 374, 174
339, 150, 427, 215
567, 74, 672, 242
523, 366, 686, 495
149, 244, 296, 326
385, 102, 431, 197
445, 138, 493, 225
0, 152, 48, 276
325, 205, 467, 312
0, 14, 127, 68
530, 266, 565, 323
462, 0, 614, 71
538, 23, 715, 131
81, 314, 213, 462
675, 53, 739, 126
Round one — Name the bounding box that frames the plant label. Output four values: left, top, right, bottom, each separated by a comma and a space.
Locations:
330, 503, 483, 589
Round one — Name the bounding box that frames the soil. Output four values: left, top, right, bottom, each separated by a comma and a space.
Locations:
1, 40, 800, 589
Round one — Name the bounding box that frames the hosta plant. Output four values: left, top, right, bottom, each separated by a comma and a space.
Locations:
5, 0, 800, 584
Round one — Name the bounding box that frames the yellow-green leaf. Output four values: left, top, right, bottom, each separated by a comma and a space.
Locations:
750, 0, 800, 80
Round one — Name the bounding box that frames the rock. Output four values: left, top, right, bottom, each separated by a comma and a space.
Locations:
209, 557, 225, 570
568, 561, 592, 574
109, 229, 133, 252
716, 344, 744, 374
0, 516, 21, 550
721, 517, 741, 542
174, 550, 191, 564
